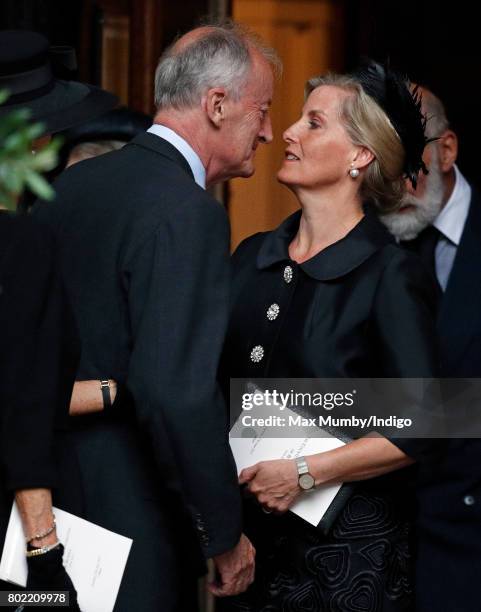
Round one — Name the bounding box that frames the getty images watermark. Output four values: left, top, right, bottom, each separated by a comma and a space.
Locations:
240, 388, 412, 430
230, 378, 481, 438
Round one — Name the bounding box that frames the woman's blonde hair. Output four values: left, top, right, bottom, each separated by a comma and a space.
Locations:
306, 74, 406, 213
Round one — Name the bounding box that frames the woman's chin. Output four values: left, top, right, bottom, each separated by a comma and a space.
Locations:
276, 168, 294, 186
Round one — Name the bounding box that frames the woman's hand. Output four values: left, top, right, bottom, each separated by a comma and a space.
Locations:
26, 544, 81, 611
239, 459, 301, 513
69, 379, 117, 416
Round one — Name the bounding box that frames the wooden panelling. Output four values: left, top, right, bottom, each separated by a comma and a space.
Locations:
129, 0, 163, 115
101, 13, 130, 104
128, 0, 210, 115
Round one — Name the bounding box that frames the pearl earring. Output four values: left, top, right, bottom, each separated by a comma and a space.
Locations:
349, 166, 360, 179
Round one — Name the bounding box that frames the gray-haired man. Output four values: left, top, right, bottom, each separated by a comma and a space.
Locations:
34, 22, 278, 611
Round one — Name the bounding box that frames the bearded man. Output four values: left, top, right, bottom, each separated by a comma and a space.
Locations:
381, 86, 481, 612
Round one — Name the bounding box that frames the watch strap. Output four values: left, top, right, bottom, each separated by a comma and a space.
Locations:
100, 380, 111, 410
296, 456, 309, 475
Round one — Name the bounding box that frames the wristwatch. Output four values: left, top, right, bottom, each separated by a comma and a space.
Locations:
296, 456, 315, 491
100, 380, 112, 410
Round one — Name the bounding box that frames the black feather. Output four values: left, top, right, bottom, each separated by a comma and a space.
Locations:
352, 60, 431, 189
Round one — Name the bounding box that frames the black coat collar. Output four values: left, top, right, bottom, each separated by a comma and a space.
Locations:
128, 132, 195, 181
256, 206, 394, 280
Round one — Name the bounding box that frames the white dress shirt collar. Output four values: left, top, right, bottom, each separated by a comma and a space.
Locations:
433, 164, 471, 246
147, 124, 206, 189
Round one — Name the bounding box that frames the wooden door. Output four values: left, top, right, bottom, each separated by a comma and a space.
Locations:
229, 0, 345, 249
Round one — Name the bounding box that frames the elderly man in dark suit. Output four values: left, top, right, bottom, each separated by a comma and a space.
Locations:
34, 22, 278, 611
381, 86, 481, 612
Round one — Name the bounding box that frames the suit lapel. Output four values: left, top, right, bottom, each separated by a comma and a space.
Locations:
438, 189, 481, 371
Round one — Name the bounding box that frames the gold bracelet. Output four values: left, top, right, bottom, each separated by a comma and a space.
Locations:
25, 541, 61, 557
25, 515, 56, 544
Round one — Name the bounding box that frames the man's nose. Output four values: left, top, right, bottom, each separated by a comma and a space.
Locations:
259, 114, 273, 144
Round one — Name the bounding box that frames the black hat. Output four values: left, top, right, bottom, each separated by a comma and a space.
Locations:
60, 107, 152, 147
0, 30, 118, 134
352, 60, 429, 188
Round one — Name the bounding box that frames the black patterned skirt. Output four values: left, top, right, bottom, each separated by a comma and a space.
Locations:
217, 483, 414, 612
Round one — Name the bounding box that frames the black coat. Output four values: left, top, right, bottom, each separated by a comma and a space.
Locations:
220, 208, 439, 611
405, 189, 481, 612
33, 133, 242, 610
0, 213, 81, 553
224, 208, 438, 380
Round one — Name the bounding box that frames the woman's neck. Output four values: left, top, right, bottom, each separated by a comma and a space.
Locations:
288, 187, 364, 264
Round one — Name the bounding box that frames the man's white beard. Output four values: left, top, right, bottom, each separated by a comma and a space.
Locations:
380, 153, 445, 241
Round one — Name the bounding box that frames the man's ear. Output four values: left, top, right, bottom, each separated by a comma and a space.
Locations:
438, 129, 458, 173
205, 88, 227, 128
352, 146, 375, 171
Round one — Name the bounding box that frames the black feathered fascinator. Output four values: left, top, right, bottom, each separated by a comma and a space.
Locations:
352, 60, 430, 189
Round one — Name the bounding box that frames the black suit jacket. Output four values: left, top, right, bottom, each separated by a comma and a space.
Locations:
33, 133, 242, 561
0, 213, 81, 546
438, 189, 481, 376
405, 189, 481, 611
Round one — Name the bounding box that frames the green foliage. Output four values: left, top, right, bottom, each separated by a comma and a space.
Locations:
0, 90, 61, 210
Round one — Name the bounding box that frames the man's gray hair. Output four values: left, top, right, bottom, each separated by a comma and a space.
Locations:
154, 21, 280, 110
422, 89, 450, 139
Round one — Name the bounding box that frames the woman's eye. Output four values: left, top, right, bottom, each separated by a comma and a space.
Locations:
308, 120, 320, 129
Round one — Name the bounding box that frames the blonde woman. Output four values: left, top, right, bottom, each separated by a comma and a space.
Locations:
219, 63, 438, 611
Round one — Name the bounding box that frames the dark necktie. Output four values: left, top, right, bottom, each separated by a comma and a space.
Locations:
404, 225, 440, 276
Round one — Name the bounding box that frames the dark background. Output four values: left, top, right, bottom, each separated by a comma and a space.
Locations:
1, 0, 479, 185
346, 0, 480, 185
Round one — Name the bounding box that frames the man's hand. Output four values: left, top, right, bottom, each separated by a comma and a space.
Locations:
208, 533, 255, 597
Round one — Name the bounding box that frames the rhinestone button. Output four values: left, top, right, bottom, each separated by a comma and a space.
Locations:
283, 265, 293, 284
464, 495, 475, 506
266, 303, 280, 321
250, 345, 265, 363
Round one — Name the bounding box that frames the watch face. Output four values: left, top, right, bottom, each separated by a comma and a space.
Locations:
299, 473, 315, 490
